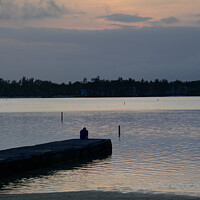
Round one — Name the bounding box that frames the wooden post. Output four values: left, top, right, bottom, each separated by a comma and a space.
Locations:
118, 125, 120, 138
61, 112, 63, 122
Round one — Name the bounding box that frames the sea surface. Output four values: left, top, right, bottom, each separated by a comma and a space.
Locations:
0, 97, 200, 197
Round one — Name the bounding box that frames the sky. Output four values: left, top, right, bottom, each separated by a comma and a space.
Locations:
0, 0, 200, 83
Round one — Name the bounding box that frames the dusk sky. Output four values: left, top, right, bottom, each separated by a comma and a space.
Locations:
0, 0, 200, 83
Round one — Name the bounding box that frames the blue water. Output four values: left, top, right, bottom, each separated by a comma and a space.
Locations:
0, 97, 200, 197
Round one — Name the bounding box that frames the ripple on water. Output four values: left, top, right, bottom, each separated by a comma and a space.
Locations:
0, 107, 200, 197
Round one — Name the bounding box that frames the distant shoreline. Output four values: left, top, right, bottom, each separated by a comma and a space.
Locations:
0, 191, 199, 200
0, 95, 200, 99
1, 77, 200, 97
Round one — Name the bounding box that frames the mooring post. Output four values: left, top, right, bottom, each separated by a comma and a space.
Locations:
61, 112, 64, 122
118, 125, 121, 137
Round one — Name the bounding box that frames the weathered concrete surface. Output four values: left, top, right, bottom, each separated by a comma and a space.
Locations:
0, 139, 112, 178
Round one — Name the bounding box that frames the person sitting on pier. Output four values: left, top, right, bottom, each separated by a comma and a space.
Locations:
80, 127, 88, 139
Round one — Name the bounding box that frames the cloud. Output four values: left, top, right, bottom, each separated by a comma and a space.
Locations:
149, 16, 180, 26
193, 14, 200, 24
0, 27, 200, 82
0, 0, 69, 20
161, 16, 180, 24
103, 4, 111, 15
111, 24, 137, 29
195, 14, 200, 24
99, 13, 152, 23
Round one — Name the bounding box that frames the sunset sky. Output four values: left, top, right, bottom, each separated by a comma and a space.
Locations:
0, 0, 200, 82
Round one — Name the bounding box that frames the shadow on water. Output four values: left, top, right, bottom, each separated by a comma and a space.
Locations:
0, 154, 112, 192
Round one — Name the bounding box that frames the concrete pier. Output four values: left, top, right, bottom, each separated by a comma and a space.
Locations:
0, 139, 112, 178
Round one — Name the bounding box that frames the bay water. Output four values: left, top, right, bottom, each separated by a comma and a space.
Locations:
0, 97, 200, 197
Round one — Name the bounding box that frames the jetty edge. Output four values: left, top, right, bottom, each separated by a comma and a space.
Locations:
0, 139, 112, 178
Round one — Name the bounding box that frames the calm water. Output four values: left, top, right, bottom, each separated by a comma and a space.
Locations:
0, 97, 200, 197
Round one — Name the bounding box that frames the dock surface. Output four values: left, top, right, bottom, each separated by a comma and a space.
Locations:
0, 139, 112, 178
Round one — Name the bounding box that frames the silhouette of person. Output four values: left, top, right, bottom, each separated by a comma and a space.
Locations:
80, 127, 88, 139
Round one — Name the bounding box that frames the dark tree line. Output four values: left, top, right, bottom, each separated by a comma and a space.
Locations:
0, 76, 200, 97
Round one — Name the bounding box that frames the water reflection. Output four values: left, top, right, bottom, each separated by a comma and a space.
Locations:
1, 97, 200, 112
0, 98, 200, 196
0, 155, 112, 194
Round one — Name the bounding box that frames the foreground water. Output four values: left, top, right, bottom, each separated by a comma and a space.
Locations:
0, 97, 200, 197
